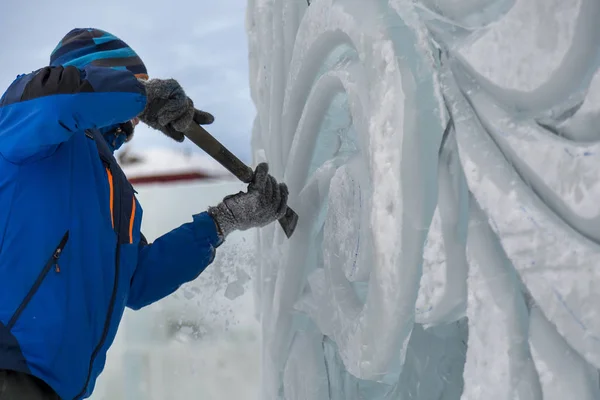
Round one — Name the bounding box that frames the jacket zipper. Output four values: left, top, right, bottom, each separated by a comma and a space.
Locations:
7, 231, 69, 330
74, 164, 121, 400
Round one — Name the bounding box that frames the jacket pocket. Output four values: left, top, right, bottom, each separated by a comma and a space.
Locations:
7, 231, 69, 330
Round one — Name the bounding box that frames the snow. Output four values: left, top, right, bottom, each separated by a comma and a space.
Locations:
247, 0, 600, 399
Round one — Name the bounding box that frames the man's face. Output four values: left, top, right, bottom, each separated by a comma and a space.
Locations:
128, 117, 140, 138
123, 118, 139, 143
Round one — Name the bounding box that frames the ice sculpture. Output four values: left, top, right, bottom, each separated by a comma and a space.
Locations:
246, 0, 600, 398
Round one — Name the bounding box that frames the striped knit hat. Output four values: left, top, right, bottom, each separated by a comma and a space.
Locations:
49, 28, 148, 80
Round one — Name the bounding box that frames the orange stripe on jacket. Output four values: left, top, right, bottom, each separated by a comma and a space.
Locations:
129, 197, 136, 243
106, 168, 114, 228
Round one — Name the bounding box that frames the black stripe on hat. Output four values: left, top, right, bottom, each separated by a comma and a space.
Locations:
90, 56, 145, 68
60, 28, 91, 46
126, 64, 148, 76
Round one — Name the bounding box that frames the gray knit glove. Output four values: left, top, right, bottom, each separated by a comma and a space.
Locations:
138, 78, 214, 142
208, 163, 289, 238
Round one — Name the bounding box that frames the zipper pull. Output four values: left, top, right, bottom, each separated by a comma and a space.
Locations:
53, 231, 69, 274
54, 247, 63, 273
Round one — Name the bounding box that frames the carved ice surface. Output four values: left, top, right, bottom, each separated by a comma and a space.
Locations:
246, 0, 600, 398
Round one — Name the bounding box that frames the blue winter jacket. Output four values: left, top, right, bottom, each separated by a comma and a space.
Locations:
0, 65, 222, 399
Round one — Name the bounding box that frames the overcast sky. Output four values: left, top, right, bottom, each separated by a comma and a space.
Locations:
0, 0, 254, 162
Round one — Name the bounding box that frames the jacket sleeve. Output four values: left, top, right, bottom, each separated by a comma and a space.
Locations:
0, 65, 146, 162
127, 212, 223, 310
